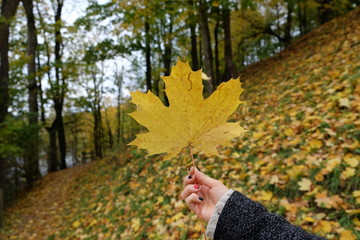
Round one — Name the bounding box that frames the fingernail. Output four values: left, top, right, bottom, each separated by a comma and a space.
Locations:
188, 175, 192, 179
199, 196, 204, 201
196, 166, 201, 172
194, 184, 200, 189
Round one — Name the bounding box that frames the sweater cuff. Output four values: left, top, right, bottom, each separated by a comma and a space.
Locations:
205, 189, 234, 240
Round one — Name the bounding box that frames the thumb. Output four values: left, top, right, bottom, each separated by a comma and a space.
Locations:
191, 167, 218, 187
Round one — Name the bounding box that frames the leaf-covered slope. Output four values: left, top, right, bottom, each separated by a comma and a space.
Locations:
0, 163, 93, 239
231, 7, 360, 239
1, 8, 360, 240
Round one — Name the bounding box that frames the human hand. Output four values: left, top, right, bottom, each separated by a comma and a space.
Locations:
180, 167, 228, 221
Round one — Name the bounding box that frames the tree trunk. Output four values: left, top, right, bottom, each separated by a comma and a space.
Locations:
54, 1, 67, 169
222, 5, 236, 82
189, 0, 199, 70
47, 125, 58, 173
57, 108, 67, 169
36, 2, 59, 173
69, 117, 79, 165
198, 33, 203, 67
104, 108, 113, 149
213, 5, 220, 87
22, 0, 40, 184
93, 107, 103, 159
283, 0, 293, 46
120, 106, 125, 144
91, 72, 103, 159
297, 2, 308, 36
145, 20, 152, 92
116, 68, 122, 145
162, 22, 173, 77
0, 0, 20, 227
158, 15, 172, 106
198, 0, 214, 90
317, 0, 334, 24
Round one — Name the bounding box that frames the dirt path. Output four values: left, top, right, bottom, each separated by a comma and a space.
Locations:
0, 162, 93, 239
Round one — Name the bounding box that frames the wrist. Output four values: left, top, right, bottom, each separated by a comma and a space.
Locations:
206, 189, 234, 239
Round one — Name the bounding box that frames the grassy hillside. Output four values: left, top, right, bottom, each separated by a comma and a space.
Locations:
1, 8, 360, 240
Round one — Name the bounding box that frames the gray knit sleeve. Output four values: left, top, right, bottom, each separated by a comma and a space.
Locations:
214, 191, 326, 240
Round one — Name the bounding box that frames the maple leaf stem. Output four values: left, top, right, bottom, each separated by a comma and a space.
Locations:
189, 145, 196, 175
189, 145, 208, 240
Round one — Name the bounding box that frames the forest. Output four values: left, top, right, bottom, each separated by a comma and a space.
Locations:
0, 0, 360, 239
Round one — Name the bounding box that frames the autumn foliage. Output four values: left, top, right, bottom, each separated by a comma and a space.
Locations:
1, 8, 360, 240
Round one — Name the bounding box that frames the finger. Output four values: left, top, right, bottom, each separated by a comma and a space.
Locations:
189, 167, 219, 187
183, 173, 195, 188
188, 165, 201, 173
185, 193, 204, 210
180, 184, 201, 200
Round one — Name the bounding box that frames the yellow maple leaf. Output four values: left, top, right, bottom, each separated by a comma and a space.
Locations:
313, 220, 339, 234
346, 209, 360, 214
326, 157, 341, 172
338, 98, 351, 108
156, 196, 164, 204
339, 230, 356, 240
303, 216, 315, 222
270, 175, 279, 184
315, 191, 344, 209
315, 168, 328, 181
344, 155, 359, 167
257, 190, 273, 201
340, 167, 355, 180
286, 165, 305, 179
89, 219, 97, 226
131, 218, 141, 232
284, 128, 294, 137
298, 178, 312, 191
72, 220, 81, 228
353, 190, 360, 197
353, 218, 360, 227
128, 59, 245, 160
308, 139, 323, 149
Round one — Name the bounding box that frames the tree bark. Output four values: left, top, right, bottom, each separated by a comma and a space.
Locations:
222, 4, 236, 82
145, 20, 152, 92
283, 0, 293, 46
213, 5, 220, 87
54, 0, 67, 170
198, 33, 203, 67
316, 0, 334, 24
93, 106, 103, 159
158, 13, 172, 106
22, 0, 40, 184
0, 0, 20, 226
36, 2, 60, 173
198, 0, 214, 90
104, 107, 113, 149
57, 107, 67, 169
68, 115, 79, 165
297, 2, 308, 36
116, 68, 122, 145
189, 0, 199, 70
91, 72, 103, 159
47, 125, 58, 173
162, 20, 173, 77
